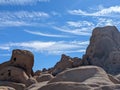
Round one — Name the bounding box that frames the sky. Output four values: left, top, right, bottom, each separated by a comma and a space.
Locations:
0, 0, 120, 71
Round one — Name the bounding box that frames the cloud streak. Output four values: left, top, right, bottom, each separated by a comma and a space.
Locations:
0, 11, 49, 20
0, 0, 50, 5
0, 11, 49, 27
68, 6, 120, 17
24, 30, 69, 38
53, 26, 91, 36
0, 41, 89, 55
0, 46, 10, 50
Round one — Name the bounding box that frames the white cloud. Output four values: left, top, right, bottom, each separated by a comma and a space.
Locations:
0, 21, 30, 27
0, 11, 49, 27
24, 30, 69, 38
53, 26, 91, 36
0, 0, 50, 5
68, 6, 120, 17
0, 46, 10, 50
0, 11, 49, 20
67, 21, 94, 28
96, 18, 113, 26
95, 18, 120, 28
0, 40, 89, 55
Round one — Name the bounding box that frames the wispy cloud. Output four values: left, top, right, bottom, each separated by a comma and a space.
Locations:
24, 30, 69, 38
0, 41, 89, 55
67, 21, 94, 28
0, 46, 10, 50
0, 11, 49, 20
0, 11, 49, 27
68, 6, 120, 17
0, 21, 30, 27
96, 18, 120, 27
53, 26, 91, 36
0, 0, 50, 5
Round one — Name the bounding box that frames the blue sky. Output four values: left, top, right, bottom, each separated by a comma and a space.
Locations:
0, 0, 120, 71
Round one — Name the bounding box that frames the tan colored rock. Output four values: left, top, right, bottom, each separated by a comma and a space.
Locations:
115, 74, 120, 81
26, 81, 48, 90
36, 74, 54, 82
72, 57, 83, 67
106, 51, 120, 74
0, 81, 26, 90
10, 49, 34, 77
0, 66, 29, 85
49, 66, 113, 85
0, 61, 11, 71
39, 82, 93, 90
83, 26, 120, 74
0, 86, 15, 90
108, 74, 120, 84
52, 54, 73, 76
34, 70, 42, 76
95, 84, 120, 90
26, 77, 37, 87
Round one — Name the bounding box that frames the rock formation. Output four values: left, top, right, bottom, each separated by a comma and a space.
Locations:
10, 49, 34, 77
51, 54, 87, 76
28, 66, 120, 90
36, 74, 54, 82
83, 26, 120, 74
0, 49, 37, 89
49, 66, 114, 85
1, 26, 120, 90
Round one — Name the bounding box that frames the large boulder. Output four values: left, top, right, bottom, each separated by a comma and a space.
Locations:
39, 82, 93, 90
49, 66, 114, 85
0, 81, 26, 90
10, 49, 34, 77
0, 61, 11, 71
36, 74, 54, 82
83, 26, 120, 74
51, 54, 86, 76
26, 81, 48, 90
95, 84, 120, 90
0, 86, 15, 90
51, 54, 73, 76
0, 66, 29, 85
0, 49, 36, 88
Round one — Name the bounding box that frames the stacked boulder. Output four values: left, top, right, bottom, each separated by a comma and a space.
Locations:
83, 26, 120, 75
0, 49, 37, 89
1, 26, 120, 90
28, 66, 120, 90
51, 54, 88, 76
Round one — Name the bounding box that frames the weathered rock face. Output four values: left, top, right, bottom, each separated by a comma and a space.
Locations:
34, 70, 42, 76
10, 49, 34, 77
0, 86, 15, 90
36, 74, 54, 82
37, 66, 120, 90
49, 66, 113, 85
51, 54, 85, 76
39, 82, 93, 90
0, 66, 29, 84
0, 49, 36, 88
0, 81, 26, 90
83, 26, 120, 74
52, 54, 73, 76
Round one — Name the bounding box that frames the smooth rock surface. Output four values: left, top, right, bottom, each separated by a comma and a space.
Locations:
49, 66, 113, 85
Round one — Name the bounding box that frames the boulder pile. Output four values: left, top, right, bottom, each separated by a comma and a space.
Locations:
0, 26, 120, 90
